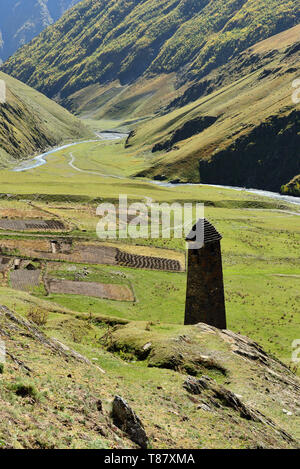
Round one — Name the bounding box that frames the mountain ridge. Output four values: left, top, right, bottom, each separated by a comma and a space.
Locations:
0, 0, 81, 63
3, 0, 300, 101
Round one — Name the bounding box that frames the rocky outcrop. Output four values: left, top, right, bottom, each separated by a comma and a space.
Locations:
0, 305, 105, 373
112, 396, 148, 449
183, 375, 296, 445
125, 130, 136, 149
281, 174, 300, 197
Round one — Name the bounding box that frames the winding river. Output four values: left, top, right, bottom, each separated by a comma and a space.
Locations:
13, 132, 127, 173
13, 132, 300, 207
152, 180, 300, 207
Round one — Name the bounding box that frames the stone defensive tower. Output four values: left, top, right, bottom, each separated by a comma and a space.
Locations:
185, 219, 226, 329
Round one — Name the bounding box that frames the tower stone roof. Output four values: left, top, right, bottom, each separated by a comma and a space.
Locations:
186, 218, 222, 244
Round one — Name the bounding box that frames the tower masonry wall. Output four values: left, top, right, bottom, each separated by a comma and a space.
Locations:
185, 240, 226, 329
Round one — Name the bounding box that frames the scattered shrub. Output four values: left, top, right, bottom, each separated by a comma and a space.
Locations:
26, 307, 48, 326
12, 381, 39, 401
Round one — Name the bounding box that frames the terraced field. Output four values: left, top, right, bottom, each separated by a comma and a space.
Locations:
10, 269, 41, 292
116, 250, 182, 272
0, 219, 66, 231
47, 279, 134, 302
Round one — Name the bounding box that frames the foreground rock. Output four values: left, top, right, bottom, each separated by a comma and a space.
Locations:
112, 396, 148, 449
183, 376, 296, 445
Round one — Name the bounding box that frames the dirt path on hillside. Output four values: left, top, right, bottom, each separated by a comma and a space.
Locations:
68, 153, 123, 179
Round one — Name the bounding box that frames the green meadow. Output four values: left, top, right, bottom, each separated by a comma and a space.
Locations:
0, 139, 299, 371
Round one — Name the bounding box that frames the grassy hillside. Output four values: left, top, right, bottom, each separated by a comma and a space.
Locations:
65, 74, 180, 129
1, 302, 299, 448
64, 24, 300, 130
0, 71, 92, 166
2, 0, 299, 101
282, 175, 300, 196
129, 27, 300, 192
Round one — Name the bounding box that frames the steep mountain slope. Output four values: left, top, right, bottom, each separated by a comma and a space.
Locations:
0, 0, 81, 63
0, 71, 91, 166
0, 303, 299, 449
130, 26, 300, 192
3, 0, 300, 102
62, 24, 300, 131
